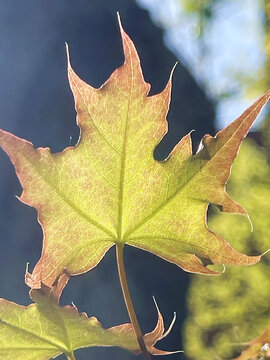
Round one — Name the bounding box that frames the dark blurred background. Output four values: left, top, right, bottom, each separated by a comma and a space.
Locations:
0, 1, 269, 359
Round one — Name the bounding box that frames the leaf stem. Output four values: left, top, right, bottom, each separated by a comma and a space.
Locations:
116, 244, 151, 360
67, 352, 76, 360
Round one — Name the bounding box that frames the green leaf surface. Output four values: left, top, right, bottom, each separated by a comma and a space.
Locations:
0, 18, 268, 288
0, 287, 175, 359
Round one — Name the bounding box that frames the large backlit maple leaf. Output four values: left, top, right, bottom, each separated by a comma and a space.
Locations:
0, 19, 268, 288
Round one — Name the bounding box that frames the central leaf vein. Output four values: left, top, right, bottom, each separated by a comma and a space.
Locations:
0, 318, 67, 352
117, 42, 134, 241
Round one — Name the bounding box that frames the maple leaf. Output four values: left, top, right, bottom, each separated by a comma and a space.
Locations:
0, 18, 269, 288
0, 283, 177, 359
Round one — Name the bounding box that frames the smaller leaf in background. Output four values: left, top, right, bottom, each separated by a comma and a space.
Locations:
0, 285, 177, 359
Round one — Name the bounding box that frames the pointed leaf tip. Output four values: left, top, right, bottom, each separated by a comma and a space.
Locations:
117, 11, 123, 31
170, 61, 178, 81
140, 298, 181, 356
65, 42, 70, 64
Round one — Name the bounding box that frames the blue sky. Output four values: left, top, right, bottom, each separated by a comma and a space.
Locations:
137, 0, 266, 129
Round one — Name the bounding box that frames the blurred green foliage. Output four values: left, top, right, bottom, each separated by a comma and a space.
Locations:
182, 0, 221, 37
183, 139, 270, 359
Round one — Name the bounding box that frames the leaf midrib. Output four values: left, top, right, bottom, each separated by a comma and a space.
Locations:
117, 38, 134, 241
0, 317, 68, 352
50, 303, 72, 352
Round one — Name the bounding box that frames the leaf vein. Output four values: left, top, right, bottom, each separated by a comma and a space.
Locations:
128, 236, 239, 262
70, 74, 122, 156
0, 319, 67, 352
12, 143, 116, 239
117, 39, 134, 240
124, 100, 264, 239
